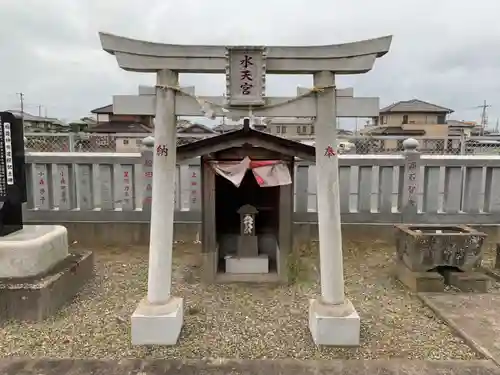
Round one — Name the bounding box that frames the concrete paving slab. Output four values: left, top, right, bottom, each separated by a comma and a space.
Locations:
0, 359, 499, 375
421, 293, 500, 367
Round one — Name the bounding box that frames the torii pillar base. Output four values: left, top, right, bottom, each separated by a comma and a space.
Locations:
131, 297, 184, 346
308, 298, 360, 346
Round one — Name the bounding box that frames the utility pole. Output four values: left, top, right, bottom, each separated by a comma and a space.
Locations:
478, 100, 491, 136
38, 105, 43, 117
17, 92, 25, 128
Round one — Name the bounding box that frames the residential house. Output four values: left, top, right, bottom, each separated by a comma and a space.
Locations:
360, 99, 467, 152
87, 104, 154, 152
264, 117, 314, 136
176, 119, 193, 131
446, 120, 477, 137
68, 117, 97, 133
261, 117, 356, 151
90, 104, 113, 123
177, 123, 217, 145
83, 121, 152, 152
213, 117, 245, 134
90, 104, 154, 128
213, 123, 242, 133
6, 110, 69, 133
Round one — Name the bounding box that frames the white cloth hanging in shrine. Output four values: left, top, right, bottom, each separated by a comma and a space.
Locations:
250, 160, 292, 187
210, 157, 292, 187
211, 157, 251, 187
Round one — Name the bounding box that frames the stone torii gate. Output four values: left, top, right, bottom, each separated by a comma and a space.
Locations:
99, 32, 392, 347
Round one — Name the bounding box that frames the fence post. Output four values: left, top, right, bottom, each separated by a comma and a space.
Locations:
68, 133, 76, 152
141, 136, 154, 213
401, 138, 420, 223
459, 132, 466, 155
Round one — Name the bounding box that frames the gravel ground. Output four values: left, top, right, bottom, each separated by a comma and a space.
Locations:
0, 239, 481, 360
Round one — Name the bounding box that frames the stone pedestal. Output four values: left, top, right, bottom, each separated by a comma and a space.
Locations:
131, 297, 184, 345
225, 255, 269, 274
0, 225, 68, 278
0, 225, 93, 321
445, 271, 491, 293
395, 259, 445, 292
308, 298, 360, 346
223, 204, 270, 275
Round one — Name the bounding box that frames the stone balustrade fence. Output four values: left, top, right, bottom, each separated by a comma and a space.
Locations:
23, 139, 500, 225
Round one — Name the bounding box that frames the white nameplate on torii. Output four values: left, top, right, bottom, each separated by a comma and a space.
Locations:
113, 86, 378, 118
225, 47, 266, 107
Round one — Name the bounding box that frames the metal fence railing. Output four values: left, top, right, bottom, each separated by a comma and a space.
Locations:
24, 132, 500, 155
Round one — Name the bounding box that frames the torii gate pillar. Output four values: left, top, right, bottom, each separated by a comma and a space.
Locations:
129, 70, 183, 346
309, 71, 360, 346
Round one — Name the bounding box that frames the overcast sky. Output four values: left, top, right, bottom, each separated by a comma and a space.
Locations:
0, 0, 499, 129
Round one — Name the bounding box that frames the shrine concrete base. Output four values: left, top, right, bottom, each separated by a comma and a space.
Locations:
309, 298, 360, 346
131, 297, 183, 346
0, 225, 69, 278
225, 255, 269, 274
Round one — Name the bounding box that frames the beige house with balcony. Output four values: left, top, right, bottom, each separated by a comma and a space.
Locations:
361, 99, 475, 152
367, 99, 454, 137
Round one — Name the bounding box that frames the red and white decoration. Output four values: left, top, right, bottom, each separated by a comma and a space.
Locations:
210, 157, 291, 187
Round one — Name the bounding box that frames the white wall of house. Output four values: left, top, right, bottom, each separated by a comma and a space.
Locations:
379, 113, 447, 126
116, 137, 144, 152
96, 114, 110, 123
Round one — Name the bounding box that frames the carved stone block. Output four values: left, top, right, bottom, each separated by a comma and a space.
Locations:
395, 224, 486, 272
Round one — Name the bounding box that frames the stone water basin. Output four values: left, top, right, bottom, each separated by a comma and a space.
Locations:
395, 224, 486, 272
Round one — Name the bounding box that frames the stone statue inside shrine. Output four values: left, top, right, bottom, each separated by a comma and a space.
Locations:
225, 204, 269, 274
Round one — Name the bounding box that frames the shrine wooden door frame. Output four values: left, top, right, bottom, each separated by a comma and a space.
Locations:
200, 155, 294, 284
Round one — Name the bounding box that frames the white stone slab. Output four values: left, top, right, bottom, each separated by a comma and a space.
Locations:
225, 255, 269, 274
0, 225, 69, 278
308, 298, 360, 346
131, 297, 183, 345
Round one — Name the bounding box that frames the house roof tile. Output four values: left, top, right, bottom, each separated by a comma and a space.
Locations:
380, 99, 454, 114
90, 104, 113, 114
87, 122, 152, 133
